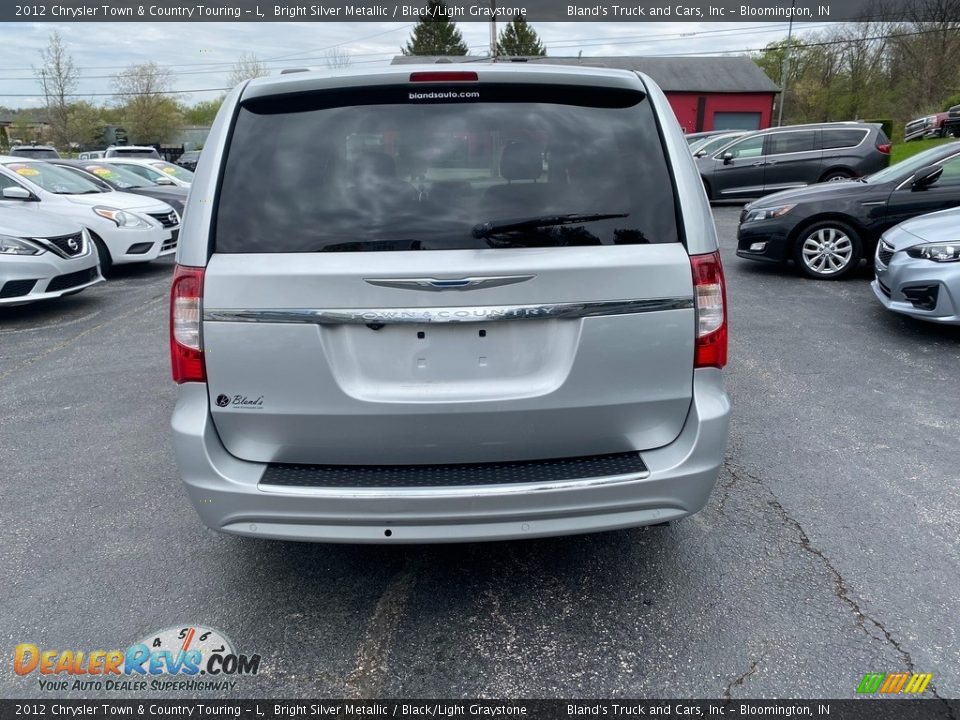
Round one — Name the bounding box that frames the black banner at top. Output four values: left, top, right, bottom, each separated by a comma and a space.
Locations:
3, 0, 959, 23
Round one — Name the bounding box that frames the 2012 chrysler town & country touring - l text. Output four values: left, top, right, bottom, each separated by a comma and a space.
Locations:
169, 64, 731, 543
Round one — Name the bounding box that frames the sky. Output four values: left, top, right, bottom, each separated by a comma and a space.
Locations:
0, 20, 834, 108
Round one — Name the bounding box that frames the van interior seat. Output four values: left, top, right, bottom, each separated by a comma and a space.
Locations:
481, 141, 560, 217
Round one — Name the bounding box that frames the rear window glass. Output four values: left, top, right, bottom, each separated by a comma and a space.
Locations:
112, 147, 160, 158
11, 147, 59, 159
215, 84, 680, 252
821, 129, 867, 149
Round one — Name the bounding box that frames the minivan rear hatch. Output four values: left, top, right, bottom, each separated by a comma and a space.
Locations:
202, 73, 695, 465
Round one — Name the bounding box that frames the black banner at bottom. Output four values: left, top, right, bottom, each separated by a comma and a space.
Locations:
2, 700, 959, 720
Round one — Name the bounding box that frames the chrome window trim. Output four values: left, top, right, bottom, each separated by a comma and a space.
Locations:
893, 151, 960, 192
204, 297, 694, 326
712, 127, 871, 161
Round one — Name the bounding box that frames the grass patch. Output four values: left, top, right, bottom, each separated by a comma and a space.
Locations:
891, 137, 958, 165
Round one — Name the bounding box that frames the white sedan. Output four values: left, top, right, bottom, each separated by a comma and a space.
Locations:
0, 206, 103, 306
0, 157, 179, 274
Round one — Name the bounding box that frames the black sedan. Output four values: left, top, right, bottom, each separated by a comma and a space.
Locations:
737, 141, 960, 279
176, 150, 201, 171
46, 159, 189, 215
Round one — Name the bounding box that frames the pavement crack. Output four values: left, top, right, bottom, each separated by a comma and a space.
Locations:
717, 459, 762, 515
721, 461, 951, 701
343, 556, 420, 699
766, 493, 914, 662
722, 659, 759, 700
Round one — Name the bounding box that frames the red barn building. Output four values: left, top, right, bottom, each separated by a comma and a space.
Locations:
391, 55, 780, 133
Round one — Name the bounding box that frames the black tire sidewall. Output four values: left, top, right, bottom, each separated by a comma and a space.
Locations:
794, 221, 862, 280
821, 170, 853, 182
91, 235, 113, 276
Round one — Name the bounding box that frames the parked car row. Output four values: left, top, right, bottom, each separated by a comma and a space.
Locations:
904, 112, 952, 142
905, 105, 960, 141
736, 141, 960, 279
732, 140, 960, 325
946, 105, 960, 138
0, 156, 193, 305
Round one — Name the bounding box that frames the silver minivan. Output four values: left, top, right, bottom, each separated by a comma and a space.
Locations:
170, 65, 730, 543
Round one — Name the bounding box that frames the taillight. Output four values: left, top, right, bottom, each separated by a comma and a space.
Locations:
876, 143, 891, 154
170, 264, 206, 384
691, 251, 728, 369
409, 71, 478, 83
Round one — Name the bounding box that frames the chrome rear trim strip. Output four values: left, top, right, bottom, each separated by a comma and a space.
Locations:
258, 470, 652, 498
203, 297, 693, 325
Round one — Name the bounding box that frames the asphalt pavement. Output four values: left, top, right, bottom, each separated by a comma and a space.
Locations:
2, 207, 958, 700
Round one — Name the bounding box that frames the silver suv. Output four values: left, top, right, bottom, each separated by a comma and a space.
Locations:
170, 65, 731, 543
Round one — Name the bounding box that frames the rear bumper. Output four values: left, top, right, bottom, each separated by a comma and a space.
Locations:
171, 369, 730, 543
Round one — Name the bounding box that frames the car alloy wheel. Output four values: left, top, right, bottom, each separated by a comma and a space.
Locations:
797, 223, 860, 279
822, 170, 852, 182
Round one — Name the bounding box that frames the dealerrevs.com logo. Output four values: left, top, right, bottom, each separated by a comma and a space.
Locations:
14, 625, 261, 693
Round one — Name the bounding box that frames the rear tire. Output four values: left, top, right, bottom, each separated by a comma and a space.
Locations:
793, 220, 862, 280
701, 178, 712, 201
821, 169, 853, 183
91, 233, 113, 276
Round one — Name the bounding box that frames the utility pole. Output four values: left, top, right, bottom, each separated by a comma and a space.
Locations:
489, 0, 497, 60
777, 0, 797, 127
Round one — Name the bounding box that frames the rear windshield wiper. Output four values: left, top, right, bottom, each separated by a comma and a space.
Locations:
472, 213, 628, 239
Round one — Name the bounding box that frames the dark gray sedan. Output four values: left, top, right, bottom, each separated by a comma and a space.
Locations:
873, 206, 960, 324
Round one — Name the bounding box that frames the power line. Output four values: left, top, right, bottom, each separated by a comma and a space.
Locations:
0, 87, 231, 98
0, 25, 951, 98
0, 22, 418, 73
0, 20, 841, 79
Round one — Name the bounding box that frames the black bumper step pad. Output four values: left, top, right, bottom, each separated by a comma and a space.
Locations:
261, 451, 648, 489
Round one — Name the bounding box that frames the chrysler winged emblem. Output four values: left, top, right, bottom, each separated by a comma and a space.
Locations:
364, 275, 535, 292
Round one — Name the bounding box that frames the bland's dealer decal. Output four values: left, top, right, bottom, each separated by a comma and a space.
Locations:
14, 626, 261, 692
216, 394, 264, 410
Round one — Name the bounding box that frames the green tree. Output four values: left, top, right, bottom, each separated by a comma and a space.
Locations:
182, 98, 223, 126
112, 62, 183, 143
66, 101, 106, 148
496, 16, 546, 57
401, 0, 468, 56
753, 22, 960, 128
9, 116, 39, 145
752, 40, 788, 87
